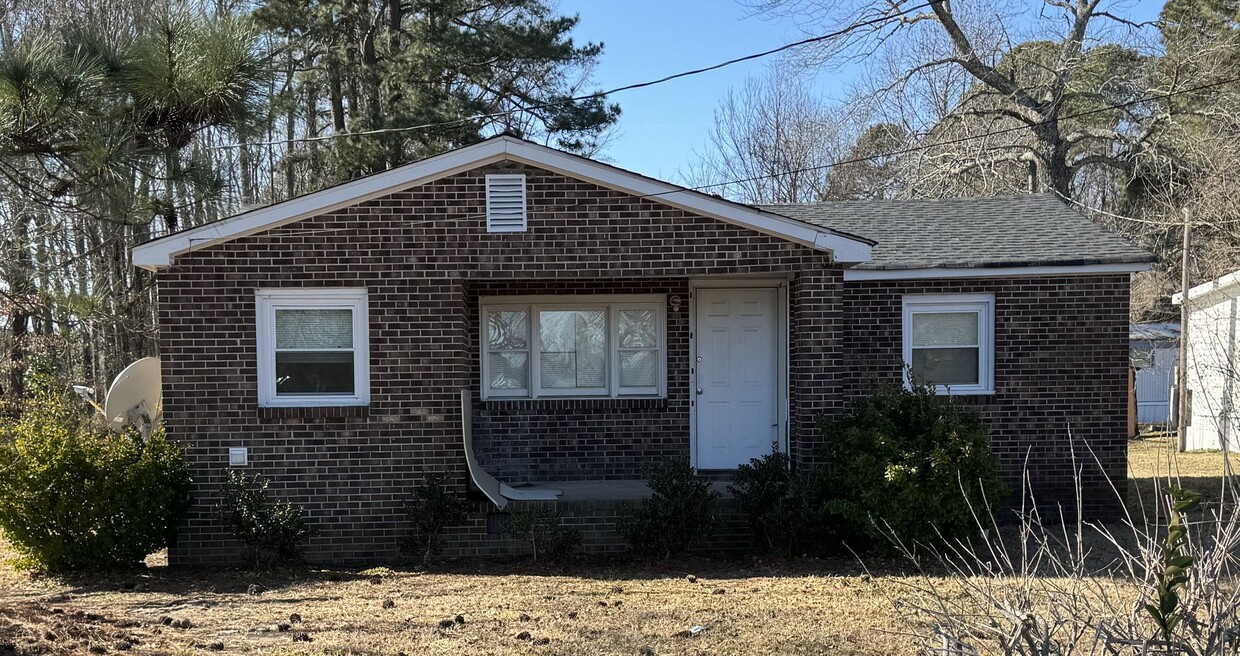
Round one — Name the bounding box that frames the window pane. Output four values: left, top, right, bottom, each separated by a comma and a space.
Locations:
487, 310, 528, 350
276, 309, 353, 349
620, 350, 657, 388
541, 352, 607, 388
276, 351, 355, 394
911, 347, 980, 386
618, 309, 658, 348
912, 311, 978, 347
488, 351, 528, 390
539, 310, 606, 389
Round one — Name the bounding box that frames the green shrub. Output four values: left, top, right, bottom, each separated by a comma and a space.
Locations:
400, 474, 467, 566
0, 394, 191, 571
818, 381, 1003, 549
505, 504, 581, 562
619, 460, 719, 559
729, 451, 836, 556
214, 470, 315, 570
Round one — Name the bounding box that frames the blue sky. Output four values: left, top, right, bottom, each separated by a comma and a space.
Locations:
560, 0, 1167, 181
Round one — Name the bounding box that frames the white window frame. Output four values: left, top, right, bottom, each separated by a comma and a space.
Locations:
255, 288, 370, 407
902, 293, 995, 395
480, 294, 666, 400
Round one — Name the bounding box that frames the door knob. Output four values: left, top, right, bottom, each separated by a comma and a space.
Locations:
696, 387, 703, 395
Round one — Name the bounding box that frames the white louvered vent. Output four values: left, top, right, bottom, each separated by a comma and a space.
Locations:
485, 174, 528, 232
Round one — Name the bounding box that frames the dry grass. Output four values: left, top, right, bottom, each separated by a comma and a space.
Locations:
0, 553, 929, 655
0, 439, 1232, 656
1128, 435, 1232, 506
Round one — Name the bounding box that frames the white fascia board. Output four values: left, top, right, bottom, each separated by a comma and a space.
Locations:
1172, 269, 1240, 306
133, 136, 873, 270
499, 140, 873, 263
132, 139, 512, 269
844, 262, 1152, 282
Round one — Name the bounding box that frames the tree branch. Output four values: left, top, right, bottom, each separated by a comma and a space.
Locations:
1070, 152, 1130, 171
928, 0, 1045, 122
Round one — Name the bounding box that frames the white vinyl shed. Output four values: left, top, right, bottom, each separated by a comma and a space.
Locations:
1130, 322, 1179, 425
1173, 271, 1240, 451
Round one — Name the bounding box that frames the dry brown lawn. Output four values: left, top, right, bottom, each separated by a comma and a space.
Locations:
0, 438, 1230, 656
1128, 434, 1232, 506
0, 553, 924, 655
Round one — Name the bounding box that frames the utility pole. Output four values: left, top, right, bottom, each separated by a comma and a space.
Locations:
1177, 208, 1192, 452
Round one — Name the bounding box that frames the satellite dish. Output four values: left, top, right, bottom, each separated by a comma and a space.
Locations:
103, 357, 162, 433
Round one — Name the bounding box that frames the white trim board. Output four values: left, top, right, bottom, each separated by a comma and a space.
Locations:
1173, 269, 1240, 306
132, 136, 873, 269
255, 288, 370, 408
901, 293, 995, 396
844, 262, 1151, 281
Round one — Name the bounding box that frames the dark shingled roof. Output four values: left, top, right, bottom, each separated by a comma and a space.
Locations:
759, 193, 1154, 270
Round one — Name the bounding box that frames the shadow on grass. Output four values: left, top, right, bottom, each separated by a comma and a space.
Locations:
15, 553, 919, 603
10, 564, 378, 601
1128, 474, 1232, 511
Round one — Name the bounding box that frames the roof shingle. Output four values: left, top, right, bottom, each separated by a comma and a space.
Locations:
760, 193, 1154, 270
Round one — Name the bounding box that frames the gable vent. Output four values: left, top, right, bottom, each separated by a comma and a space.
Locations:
485, 174, 527, 232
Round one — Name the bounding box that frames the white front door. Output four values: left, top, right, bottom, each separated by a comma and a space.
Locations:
694, 287, 781, 469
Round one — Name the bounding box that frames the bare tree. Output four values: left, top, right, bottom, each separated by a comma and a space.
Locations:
749, 0, 1206, 199
684, 69, 853, 203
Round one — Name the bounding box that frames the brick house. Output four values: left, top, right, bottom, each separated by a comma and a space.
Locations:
132, 136, 1153, 565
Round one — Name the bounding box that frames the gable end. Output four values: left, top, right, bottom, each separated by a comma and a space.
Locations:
132, 136, 872, 269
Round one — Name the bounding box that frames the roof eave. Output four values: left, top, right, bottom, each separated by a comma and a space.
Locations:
1172, 269, 1240, 305
844, 261, 1152, 281
132, 136, 872, 269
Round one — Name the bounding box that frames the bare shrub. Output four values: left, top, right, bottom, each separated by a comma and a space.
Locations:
878, 438, 1240, 655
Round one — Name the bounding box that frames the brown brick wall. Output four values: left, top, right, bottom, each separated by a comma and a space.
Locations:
154, 156, 1130, 566
156, 161, 840, 566
440, 498, 752, 558
841, 274, 1131, 517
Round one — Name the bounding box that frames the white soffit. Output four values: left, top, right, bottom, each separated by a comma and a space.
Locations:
844, 262, 1152, 281
132, 136, 873, 270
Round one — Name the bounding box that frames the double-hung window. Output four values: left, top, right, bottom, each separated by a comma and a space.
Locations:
481, 295, 665, 399
256, 289, 370, 407
902, 294, 994, 395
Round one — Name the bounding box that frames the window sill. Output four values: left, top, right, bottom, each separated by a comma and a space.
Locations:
258, 398, 369, 408
933, 389, 995, 397
257, 405, 371, 421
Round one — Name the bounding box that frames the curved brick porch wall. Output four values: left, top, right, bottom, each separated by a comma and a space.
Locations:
156, 161, 844, 567
841, 275, 1131, 518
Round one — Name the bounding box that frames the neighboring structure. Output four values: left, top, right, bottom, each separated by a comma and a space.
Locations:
1173, 272, 1240, 451
132, 136, 1153, 565
1130, 323, 1179, 425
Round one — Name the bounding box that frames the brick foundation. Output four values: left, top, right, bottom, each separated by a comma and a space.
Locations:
440, 497, 751, 558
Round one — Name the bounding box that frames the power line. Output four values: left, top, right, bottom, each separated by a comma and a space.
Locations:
1051, 189, 1165, 225
211, 1, 939, 150
184, 73, 1240, 242
672, 75, 1240, 199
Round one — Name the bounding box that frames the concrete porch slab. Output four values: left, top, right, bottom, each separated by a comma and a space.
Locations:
504, 479, 733, 502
